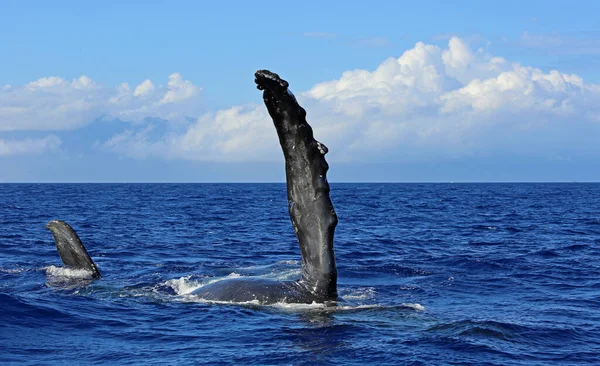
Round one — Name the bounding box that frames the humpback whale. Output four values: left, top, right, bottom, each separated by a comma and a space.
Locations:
46, 220, 102, 279
192, 70, 338, 304
45, 69, 338, 304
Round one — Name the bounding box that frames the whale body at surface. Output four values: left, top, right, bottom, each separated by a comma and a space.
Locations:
190, 70, 338, 304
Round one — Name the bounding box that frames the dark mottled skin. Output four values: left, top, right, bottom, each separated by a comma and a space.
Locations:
256, 70, 338, 298
194, 70, 338, 304
46, 220, 102, 278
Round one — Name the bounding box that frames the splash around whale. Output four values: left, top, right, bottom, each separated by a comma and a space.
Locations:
45, 70, 340, 305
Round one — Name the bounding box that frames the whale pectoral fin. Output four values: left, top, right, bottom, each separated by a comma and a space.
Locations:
255, 70, 338, 300
45, 220, 102, 278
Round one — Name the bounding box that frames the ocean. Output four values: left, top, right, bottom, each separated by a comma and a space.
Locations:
1, 183, 599, 365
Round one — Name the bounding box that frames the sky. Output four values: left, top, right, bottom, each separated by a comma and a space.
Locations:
1, 0, 600, 182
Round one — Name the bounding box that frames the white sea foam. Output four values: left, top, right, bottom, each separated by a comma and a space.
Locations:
166, 276, 202, 295
267, 302, 382, 311
44, 265, 95, 279
401, 303, 425, 311
265, 302, 424, 312
270, 302, 424, 312
0, 267, 25, 274
175, 293, 424, 313
180, 298, 263, 306
279, 260, 299, 266
268, 301, 333, 310
342, 287, 376, 300
335, 304, 384, 311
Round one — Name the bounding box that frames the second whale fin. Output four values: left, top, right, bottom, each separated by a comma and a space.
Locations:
46, 220, 102, 278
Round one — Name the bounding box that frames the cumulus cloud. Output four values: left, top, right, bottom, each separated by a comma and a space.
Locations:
133, 79, 155, 97
0, 73, 203, 132
159, 73, 200, 104
0, 135, 61, 157
103, 104, 278, 161
102, 37, 600, 162
4, 37, 600, 162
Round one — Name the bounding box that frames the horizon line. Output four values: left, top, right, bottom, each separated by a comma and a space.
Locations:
0, 181, 597, 184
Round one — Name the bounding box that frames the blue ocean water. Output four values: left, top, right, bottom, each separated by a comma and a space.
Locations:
0, 183, 599, 365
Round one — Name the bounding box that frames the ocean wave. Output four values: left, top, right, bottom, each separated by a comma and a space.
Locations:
171, 296, 425, 313
0, 267, 26, 274
341, 287, 376, 300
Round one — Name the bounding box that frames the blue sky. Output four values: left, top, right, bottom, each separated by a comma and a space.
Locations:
1, 0, 600, 182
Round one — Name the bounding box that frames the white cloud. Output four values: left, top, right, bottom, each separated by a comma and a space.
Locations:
102, 36, 600, 162
103, 104, 278, 161
4, 37, 600, 163
0, 135, 61, 156
0, 73, 203, 131
26, 76, 67, 90
133, 79, 155, 97
109, 82, 132, 105
159, 73, 201, 104
71, 75, 95, 89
